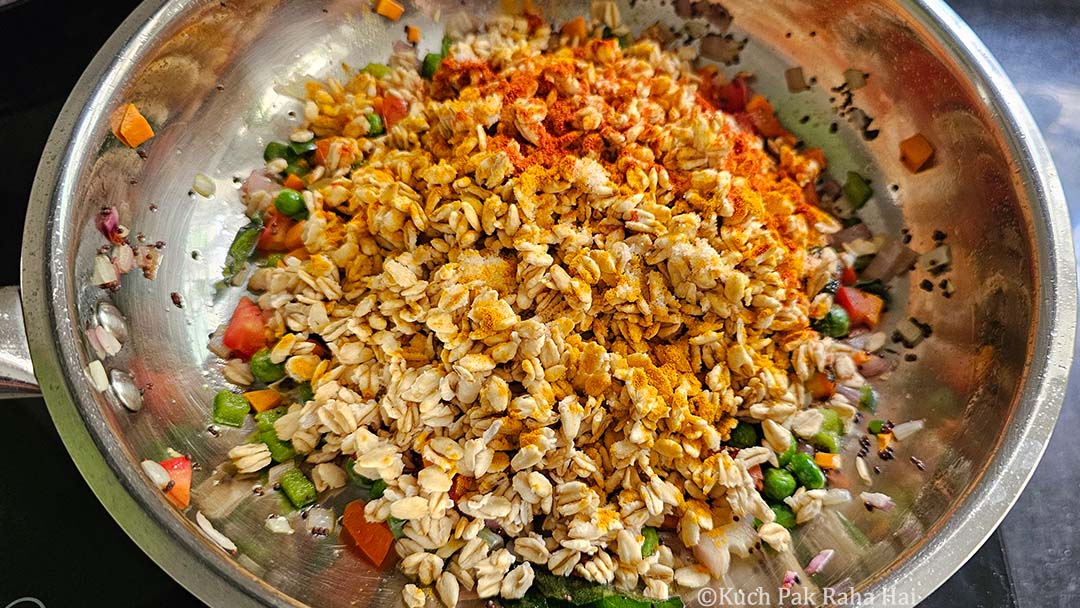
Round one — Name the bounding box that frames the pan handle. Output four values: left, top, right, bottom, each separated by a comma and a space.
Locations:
0, 286, 40, 398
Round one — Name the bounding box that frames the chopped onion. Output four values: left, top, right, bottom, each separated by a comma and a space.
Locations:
141, 459, 171, 489
305, 506, 336, 535
858, 354, 894, 378
86, 360, 109, 391
835, 384, 861, 404
94, 326, 122, 357
196, 511, 237, 553
844, 68, 867, 90
241, 170, 276, 198
805, 549, 835, 575
194, 471, 253, 519
95, 206, 124, 244
856, 457, 872, 484
861, 491, 895, 511
782, 570, 798, 591
207, 324, 232, 358
693, 531, 731, 579
193, 173, 216, 197
785, 67, 808, 93
862, 237, 918, 282
828, 222, 872, 247
112, 243, 135, 274
265, 514, 294, 534
91, 254, 119, 287
700, 33, 743, 64
823, 488, 852, 506
891, 419, 925, 441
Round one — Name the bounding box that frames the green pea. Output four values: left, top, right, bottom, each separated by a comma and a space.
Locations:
770, 504, 797, 529
249, 347, 285, 383
868, 419, 885, 435
763, 467, 797, 501
641, 526, 659, 558
366, 113, 385, 136
421, 52, 443, 79
263, 141, 292, 162
777, 437, 797, 467
362, 63, 393, 78
274, 188, 308, 219
787, 453, 827, 490
263, 253, 285, 268
819, 408, 843, 434
812, 305, 850, 338
859, 385, 878, 412
812, 430, 841, 454
727, 421, 759, 448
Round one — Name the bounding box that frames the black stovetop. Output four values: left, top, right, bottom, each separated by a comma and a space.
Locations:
3, 1, 1076, 606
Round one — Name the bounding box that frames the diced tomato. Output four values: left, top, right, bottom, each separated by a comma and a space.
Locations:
342, 500, 395, 569
748, 464, 763, 492
836, 286, 885, 329
448, 475, 472, 503
841, 265, 857, 285
745, 95, 788, 138
159, 456, 192, 509
222, 297, 267, 358
806, 371, 836, 400
256, 211, 293, 253
381, 94, 409, 130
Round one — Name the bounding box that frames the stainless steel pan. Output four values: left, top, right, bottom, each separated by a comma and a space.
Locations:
8, 0, 1075, 606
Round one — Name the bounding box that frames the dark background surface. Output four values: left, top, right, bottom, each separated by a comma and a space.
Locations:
0, 1, 1075, 606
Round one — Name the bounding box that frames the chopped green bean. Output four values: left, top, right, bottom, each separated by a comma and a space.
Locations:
279, 468, 317, 508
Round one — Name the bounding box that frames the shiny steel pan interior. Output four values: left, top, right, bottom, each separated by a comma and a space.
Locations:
15, 0, 1075, 606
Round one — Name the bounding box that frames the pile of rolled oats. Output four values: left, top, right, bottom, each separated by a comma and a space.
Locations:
235, 9, 872, 605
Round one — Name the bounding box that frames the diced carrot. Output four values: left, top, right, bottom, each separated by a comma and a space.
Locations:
284, 221, 306, 250
313, 139, 331, 166
877, 432, 893, 452
342, 500, 395, 568
109, 103, 155, 148
244, 389, 282, 413
851, 350, 872, 366
814, 452, 842, 469
806, 372, 836, 400
745, 95, 788, 139
285, 247, 310, 262
900, 133, 934, 173
405, 24, 421, 43
283, 173, 305, 191
374, 0, 404, 21
561, 16, 587, 42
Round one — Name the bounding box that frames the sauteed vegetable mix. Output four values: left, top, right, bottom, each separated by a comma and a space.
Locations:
126, 4, 937, 606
